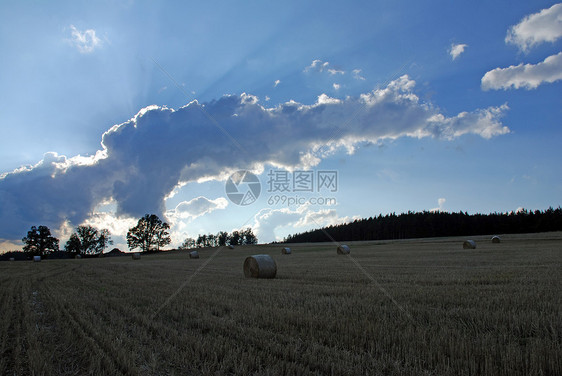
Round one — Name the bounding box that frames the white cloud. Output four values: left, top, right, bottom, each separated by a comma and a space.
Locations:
168, 196, 228, 220
252, 208, 302, 242
333, 83, 341, 90
484, 4, 562, 90
317, 93, 341, 105
304, 59, 345, 75
81, 210, 138, 252
0, 75, 509, 242
505, 3, 562, 52
274, 79, 281, 87
1, 240, 21, 253
449, 43, 468, 60
509, 206, 526, 215
69, 25, 102, 53
482, 52, 562, 90
84, 214, 137, 239
425, 103, 510, 140
304, 59, 328, 72
294, 207, 346, 228
252, 205, 349, 243
328, 68, 344, 75
352, 69, 366, 80
430, 198, 446, 212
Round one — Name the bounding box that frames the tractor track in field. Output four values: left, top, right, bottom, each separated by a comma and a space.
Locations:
0, 263, 82, 284
41, 283, 135, 375
0, 279, 32, 375
35, 264, 82, 282
99, 286, 371, 375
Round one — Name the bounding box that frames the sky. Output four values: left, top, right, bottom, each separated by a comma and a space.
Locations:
1, 0, 561, 252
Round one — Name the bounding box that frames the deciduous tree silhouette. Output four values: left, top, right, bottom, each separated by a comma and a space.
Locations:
217, 231, 229, 246
127, 214, 171, 252
241, 228, 258, 244
179, 237, 196, 250
229, 230, 241, 246
65, 225, 112, 256
22, 225, 59, 256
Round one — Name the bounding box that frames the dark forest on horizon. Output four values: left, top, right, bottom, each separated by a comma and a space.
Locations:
282, 207, 562, 244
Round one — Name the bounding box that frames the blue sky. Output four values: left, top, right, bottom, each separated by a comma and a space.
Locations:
1, 0, 561, 251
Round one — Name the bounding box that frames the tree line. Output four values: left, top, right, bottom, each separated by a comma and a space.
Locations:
283, 207, 562, 243
178, 228, 257, 249
2, 213, 257, 260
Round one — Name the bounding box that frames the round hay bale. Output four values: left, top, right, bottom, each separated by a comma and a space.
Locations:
244, 254, 277, 279
463, 240, 477, 249
75, 254, 82, 259
228, 244, 235, 249
33, 255, 41, 262
491, 236, 501, 243
337, 244, 350, 255
281, 247, 291, 255
9, 257, 15, 261
132, 252, 141, 260
189, 250, 200, 259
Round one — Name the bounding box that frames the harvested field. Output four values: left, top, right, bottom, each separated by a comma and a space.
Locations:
1, 232, 560, 375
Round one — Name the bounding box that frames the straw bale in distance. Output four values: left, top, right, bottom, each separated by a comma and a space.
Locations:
281, 247, 291, 254
9, 257, 15, 261
337, 244, 351, 254
244, 254, 277, 278
33, 256, 41, 262
132, 252, 141, 260
189, 250, 200, 259
463, 240, 477, 249
228, 245, 235, 249
491, 236, 501, 243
